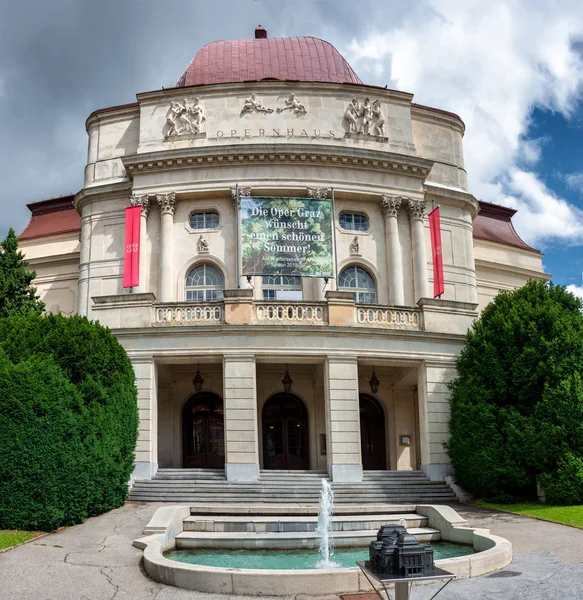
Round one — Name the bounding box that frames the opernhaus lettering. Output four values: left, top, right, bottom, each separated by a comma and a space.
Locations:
215, 128, 337, 139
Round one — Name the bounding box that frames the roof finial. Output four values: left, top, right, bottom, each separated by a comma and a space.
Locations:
255, 24, 267, 39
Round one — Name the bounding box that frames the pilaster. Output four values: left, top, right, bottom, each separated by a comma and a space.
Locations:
407, 198, 429, 302
324, 356, 363, 482
223, 354, 260, 482
130, 193, 150, 294
132, 356, 158, 480
156, 192, 176, 303
381, 195, 405, 305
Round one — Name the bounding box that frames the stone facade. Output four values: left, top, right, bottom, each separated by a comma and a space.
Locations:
19, 33, 549, 484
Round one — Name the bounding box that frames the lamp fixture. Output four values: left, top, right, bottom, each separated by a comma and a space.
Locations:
193, 364, 204, 392
282, 365, 293, 393
369, 367, 380, 394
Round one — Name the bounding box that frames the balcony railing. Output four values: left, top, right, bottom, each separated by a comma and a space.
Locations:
254, 302, 327, 325
154, 303, 223, 325
355, 305, 422, 330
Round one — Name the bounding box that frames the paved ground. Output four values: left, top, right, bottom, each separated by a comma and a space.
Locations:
1, 502, 583, 599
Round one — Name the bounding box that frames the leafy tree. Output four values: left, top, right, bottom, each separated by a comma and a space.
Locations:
446, 281, 583, 504
0, 228, 45, 317
0, 313, 138, 530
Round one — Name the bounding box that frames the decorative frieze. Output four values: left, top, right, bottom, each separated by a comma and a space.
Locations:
241, 94, 274, 116
406, 198, 427, 222
276, 93, 307, 115
380, 195, 401, 219
130, 194, 150, 218
164, 98, 205, 137
156, 192, 177, 216
343, 97, 387, 139
307, 187, 329, 199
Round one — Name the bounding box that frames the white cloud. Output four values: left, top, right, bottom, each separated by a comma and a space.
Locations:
345, 0, 583, 247
564, 172, 583, 194
566, 283, 583, 300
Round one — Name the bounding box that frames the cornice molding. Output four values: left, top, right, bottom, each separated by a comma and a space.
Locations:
75, 181, 132, 212
423, 181, 479, 217
122, 144, 434, 180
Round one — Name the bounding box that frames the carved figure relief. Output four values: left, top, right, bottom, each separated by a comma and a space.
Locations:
197, 235, 210, 254
164, 98, 205, 137
276, 93, 307, 115
343, 97, 386, 138
350, 236, 360, 256
240, 94, 274, 116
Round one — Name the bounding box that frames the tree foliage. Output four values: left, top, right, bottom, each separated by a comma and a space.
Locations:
0, 228, 45, 317
0, 314, 138, 531
446, 281, 583, 504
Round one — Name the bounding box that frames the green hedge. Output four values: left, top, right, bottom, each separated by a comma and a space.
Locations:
0, 314, 138, 530
446, 281, 583, 504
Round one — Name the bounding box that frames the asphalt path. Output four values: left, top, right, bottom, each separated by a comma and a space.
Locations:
0, 502, 582, 599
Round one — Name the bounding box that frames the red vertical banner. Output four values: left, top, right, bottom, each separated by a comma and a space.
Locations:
123, 206, 141, 288
428, 206, 445, 298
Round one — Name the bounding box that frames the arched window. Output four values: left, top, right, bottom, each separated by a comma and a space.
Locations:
189, 211, 219, 230
262, 275, 302, 301
185, 264, 224, 302
339, 212, 369, 232
338, 265, 376, 304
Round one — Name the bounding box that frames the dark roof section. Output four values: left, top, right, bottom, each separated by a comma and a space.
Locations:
19, 196, 80, 241
175, 35, 363, 87
473, 200, 540, 254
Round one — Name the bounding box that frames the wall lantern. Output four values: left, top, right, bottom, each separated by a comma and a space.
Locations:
193, 365, 204, 392
369, 367, 380, 394
282, 366, 293, 393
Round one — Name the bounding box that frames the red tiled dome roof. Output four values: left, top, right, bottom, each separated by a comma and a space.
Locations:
176, 30, 362, 88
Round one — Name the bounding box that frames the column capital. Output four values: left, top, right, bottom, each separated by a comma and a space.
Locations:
156, 192, 176, 216
380, 195, 402, 219
130, 194, 150, 218
307, 187, 329, 199
406, 198, 427, 221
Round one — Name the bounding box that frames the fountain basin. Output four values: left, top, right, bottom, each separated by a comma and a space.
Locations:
134, 504, 512, 596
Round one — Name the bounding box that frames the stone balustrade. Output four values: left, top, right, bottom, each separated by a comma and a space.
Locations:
254, 302, 327, 325
154, 303, 223, 325
355, 305, 422, 330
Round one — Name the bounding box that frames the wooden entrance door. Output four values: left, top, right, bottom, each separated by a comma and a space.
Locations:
263, 393, 309, 470
360, 394, 387, 470
182, 392, 225, 468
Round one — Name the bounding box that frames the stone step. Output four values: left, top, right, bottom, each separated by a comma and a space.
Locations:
174, 527, 441, 549
187, 503, 418, 516
130, 495, 456, 504
183, 513, 428, 532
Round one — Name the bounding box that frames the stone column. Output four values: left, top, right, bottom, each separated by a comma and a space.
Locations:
416, 361, 456, 481
223, 354, 259, 482
407, 198, 429, 302
324, 356, 362, 482
156, 192, 176, 303
130, 194, 150, 295
132, 356, 158, 480
381, 195, 405, 306
77, 211, 92, 316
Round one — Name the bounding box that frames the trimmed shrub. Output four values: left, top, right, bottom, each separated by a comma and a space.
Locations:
0, 314, 138, 530
446, 281, 583, 504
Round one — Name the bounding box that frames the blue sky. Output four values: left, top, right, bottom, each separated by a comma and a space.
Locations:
0, 0, 582, 295
526, 105, 583, 287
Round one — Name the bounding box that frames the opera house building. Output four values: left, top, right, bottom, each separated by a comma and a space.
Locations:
18, 27, 548, 493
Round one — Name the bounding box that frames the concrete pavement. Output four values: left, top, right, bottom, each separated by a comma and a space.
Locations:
1, 502, 582, 599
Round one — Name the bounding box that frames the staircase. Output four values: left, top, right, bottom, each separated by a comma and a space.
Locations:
129, 468, 457, 504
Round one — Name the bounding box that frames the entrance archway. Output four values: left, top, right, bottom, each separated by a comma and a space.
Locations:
182, 392, 225, 468
262, 393, 309, 470
359, 394, 387, 470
